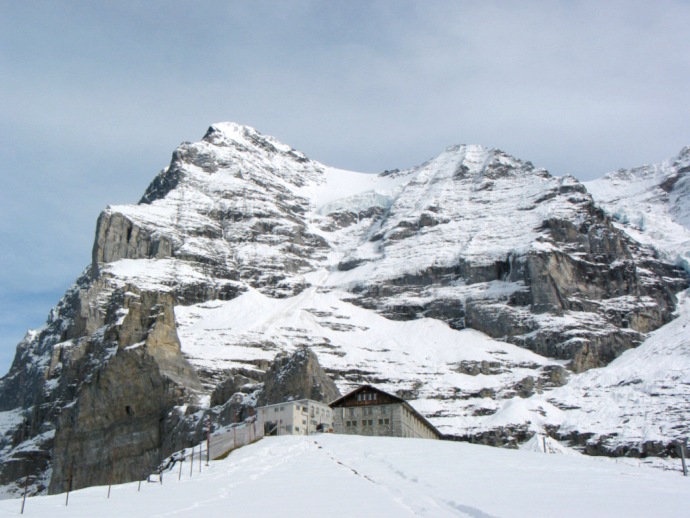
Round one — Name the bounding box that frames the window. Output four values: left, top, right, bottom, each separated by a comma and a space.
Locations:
364, 407, 373, 415
381, 406, 387, 415
274, 408, 279, 413
348, 408, 356, 417
346, 420, 357, 427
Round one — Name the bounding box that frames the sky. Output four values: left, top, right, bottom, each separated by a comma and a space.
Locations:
1, 0, 689, 374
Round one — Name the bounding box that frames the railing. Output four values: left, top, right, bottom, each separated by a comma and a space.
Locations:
208, 414, 265, 460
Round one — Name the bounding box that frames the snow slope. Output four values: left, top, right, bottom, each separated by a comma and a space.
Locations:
541, 147, 690, 451
317, 144, 590, 289
585, 146, 690, 271
175, 285, 563, 434
536, 290, 690, 450
3, 435, 688, 518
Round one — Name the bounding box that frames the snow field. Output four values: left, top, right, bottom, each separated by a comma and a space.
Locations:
3, 435, 688, 518
175, 287, 560, 433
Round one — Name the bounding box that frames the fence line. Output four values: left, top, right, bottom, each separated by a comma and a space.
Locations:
209, 415, 265, 460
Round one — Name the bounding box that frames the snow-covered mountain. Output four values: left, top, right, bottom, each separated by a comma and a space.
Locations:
0, 122, 687, 497
585, 145, 690, 271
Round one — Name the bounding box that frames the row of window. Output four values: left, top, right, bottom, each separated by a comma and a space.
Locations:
348, 406, 388, 417
345, 418, 390, 427
356, 392, 378, 401
262, 404, 332, 416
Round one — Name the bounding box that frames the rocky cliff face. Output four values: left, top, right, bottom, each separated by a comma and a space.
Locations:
0, 123, 687, 497
259, 348, 341, 406
319, 146, 686, 372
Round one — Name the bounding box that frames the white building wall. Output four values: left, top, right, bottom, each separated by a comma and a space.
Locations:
258, 399, 334, 435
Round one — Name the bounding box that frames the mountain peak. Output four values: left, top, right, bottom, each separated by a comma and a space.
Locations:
202, 122, 294, 155
676, 145, 690, 163
417, 143, 545, 181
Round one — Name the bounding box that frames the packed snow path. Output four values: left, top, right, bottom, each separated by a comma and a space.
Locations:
3, 435, 688, 517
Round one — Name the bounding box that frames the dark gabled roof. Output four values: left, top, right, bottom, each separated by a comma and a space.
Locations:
329, 385, 442, 439
328, 384, 405, 407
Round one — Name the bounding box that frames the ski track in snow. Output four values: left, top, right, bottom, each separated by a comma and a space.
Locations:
2, 435, 688, 518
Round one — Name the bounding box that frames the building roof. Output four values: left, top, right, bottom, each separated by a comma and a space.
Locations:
329, 385, 442, 439
328, 385, 405, 407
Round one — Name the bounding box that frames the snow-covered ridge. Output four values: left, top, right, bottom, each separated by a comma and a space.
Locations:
585, 145, 690, 271
203, 122, 297, 156
540, 289, 690, 451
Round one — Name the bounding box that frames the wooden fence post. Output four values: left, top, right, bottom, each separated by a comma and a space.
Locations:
108, 451, 118, 498
20, 474, 29, 514
205, 416, 211, 466
190, 446, 194, 477
678, 440, 688, 476
65, 466, 73, 507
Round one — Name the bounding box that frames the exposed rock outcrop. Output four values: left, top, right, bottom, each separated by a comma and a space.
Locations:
258, 348, 341, 406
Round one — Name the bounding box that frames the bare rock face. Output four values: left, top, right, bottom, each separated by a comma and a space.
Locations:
0, 274, 203, 495
336, 153, 686, 372
49, 348, 180, 493
258, 348, 341, 405
92, 212, 173, 271
116, 288, 201, 389
210, 372, 262, 407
